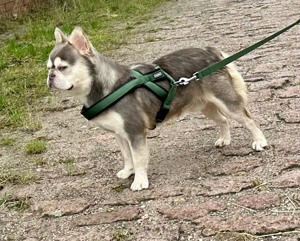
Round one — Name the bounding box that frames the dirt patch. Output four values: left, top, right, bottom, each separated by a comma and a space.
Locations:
0, 0, 299, 240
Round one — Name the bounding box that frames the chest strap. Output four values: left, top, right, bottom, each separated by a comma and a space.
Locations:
81, 67, 177, 123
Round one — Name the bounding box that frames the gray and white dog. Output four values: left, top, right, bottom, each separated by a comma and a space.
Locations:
47, 27, 267, 191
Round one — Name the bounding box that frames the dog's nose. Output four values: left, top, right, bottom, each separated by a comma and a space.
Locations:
49, 73, 56, 79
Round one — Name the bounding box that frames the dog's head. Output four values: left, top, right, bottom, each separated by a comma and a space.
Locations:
46, 27, 94, 96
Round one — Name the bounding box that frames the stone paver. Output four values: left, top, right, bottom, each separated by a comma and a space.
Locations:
237, 194, 281, 210
159, 201, 225, 220
71, 206, 140, 226
0, 0, 299, 240
195, 214, 299, 236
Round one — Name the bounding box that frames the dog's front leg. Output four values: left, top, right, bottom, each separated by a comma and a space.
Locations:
115, 134, 134, 179
128, 135, 149, 191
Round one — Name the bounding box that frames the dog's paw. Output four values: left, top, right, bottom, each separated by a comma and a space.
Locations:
215, 138, 231, 147
117, 168, 134, 179
252, 139, 267, 151
131, 173, 149, 191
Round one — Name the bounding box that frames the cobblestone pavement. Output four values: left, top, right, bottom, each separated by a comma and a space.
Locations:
0, 0, 299, 240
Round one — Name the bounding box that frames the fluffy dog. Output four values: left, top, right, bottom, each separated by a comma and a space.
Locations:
46, 27, 267, 191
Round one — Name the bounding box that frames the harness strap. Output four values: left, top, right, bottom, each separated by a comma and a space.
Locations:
155, 68, 177, 123
81, 68, 175, 122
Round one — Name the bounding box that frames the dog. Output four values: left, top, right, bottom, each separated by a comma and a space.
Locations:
46, 27, 267, 191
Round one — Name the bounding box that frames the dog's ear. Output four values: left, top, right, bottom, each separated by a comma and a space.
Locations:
54, 27, 68, 44
69, 27, 91, 55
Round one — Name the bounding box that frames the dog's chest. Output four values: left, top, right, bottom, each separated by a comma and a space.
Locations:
91, 110, 125, 135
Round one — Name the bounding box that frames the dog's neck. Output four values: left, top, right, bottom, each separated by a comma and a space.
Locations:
78, 50, 130, 108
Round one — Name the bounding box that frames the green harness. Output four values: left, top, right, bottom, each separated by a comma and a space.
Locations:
81, 67, 177, 123
81, 19, 299, 123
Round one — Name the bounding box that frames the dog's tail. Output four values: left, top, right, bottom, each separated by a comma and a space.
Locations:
221, 52, 248, 105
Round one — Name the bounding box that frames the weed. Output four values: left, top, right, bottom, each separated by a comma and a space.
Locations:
215, 232, 253, 241
219, 8, 229, 12
64, 162, 76, 176
6, 197, 30, 213
59, 158, 74, 164
4, 234, 14, 241
0, 193, 30, 213
125, 24, 134, 30
111, 183, 129, 193
145, 36, 155, 42
25, 139, 47, 154
31, 157, 47, 166
0, 171, 36, 185
261, 5, 269, 9
161, 16, 175, 22
0, 193, 7, 206
59, 158, 78, 175
1, 138, 15, 146
112, 228, 132, 241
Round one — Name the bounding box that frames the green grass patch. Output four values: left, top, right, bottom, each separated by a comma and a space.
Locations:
0, 194, 30, 213
59, 158, 74, 164
6, 197, 30, 213
0, 0, 169, 129
1, 138, 16, 146
31, 157, 47, 166
25, 139, 47, 154
0, 171, 36, 185
59, 158, 84, 176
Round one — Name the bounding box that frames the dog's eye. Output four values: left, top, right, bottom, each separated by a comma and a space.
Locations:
58, 66, 68, 71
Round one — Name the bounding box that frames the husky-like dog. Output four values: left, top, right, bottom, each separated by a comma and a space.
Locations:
46, 27, 267, 191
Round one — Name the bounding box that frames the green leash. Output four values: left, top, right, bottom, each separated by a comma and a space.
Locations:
81, 19, 299, 122
175, 18, 300, 85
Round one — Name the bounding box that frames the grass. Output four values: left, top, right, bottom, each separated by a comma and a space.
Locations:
111, 183, 129, 193
31, 156, 47, 166
25, 139, 47, 154
0, 194, 30, 213
63, 162, 76, 176
0, 0, 170, 129
0, 171, 36, 185
58, 158, 85, 176
1, 138, 15, 146
6, 197, 30, 213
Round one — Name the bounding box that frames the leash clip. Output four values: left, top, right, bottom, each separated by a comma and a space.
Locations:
174, 73, 198, 86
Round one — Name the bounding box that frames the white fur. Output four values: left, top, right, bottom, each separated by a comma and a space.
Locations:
130, 64, 143, 69
91, 110, 125, 134
221, 52, 247, 104
92, 110, 149, 190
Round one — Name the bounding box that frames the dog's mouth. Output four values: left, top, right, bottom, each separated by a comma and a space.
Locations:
48, 83, 74, 91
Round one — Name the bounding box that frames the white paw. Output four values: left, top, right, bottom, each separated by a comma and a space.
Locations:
117, 169, 134, 179
252, 139, 267, 151
215, 138, 231, 147
130, 173, 149, 191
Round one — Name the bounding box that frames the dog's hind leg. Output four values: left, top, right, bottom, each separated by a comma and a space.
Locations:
201, 102, 231, 147
128, 134, 149, 191
115, 134, 135, 179
210, 98, 267, 151
231, 108, 267, 151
